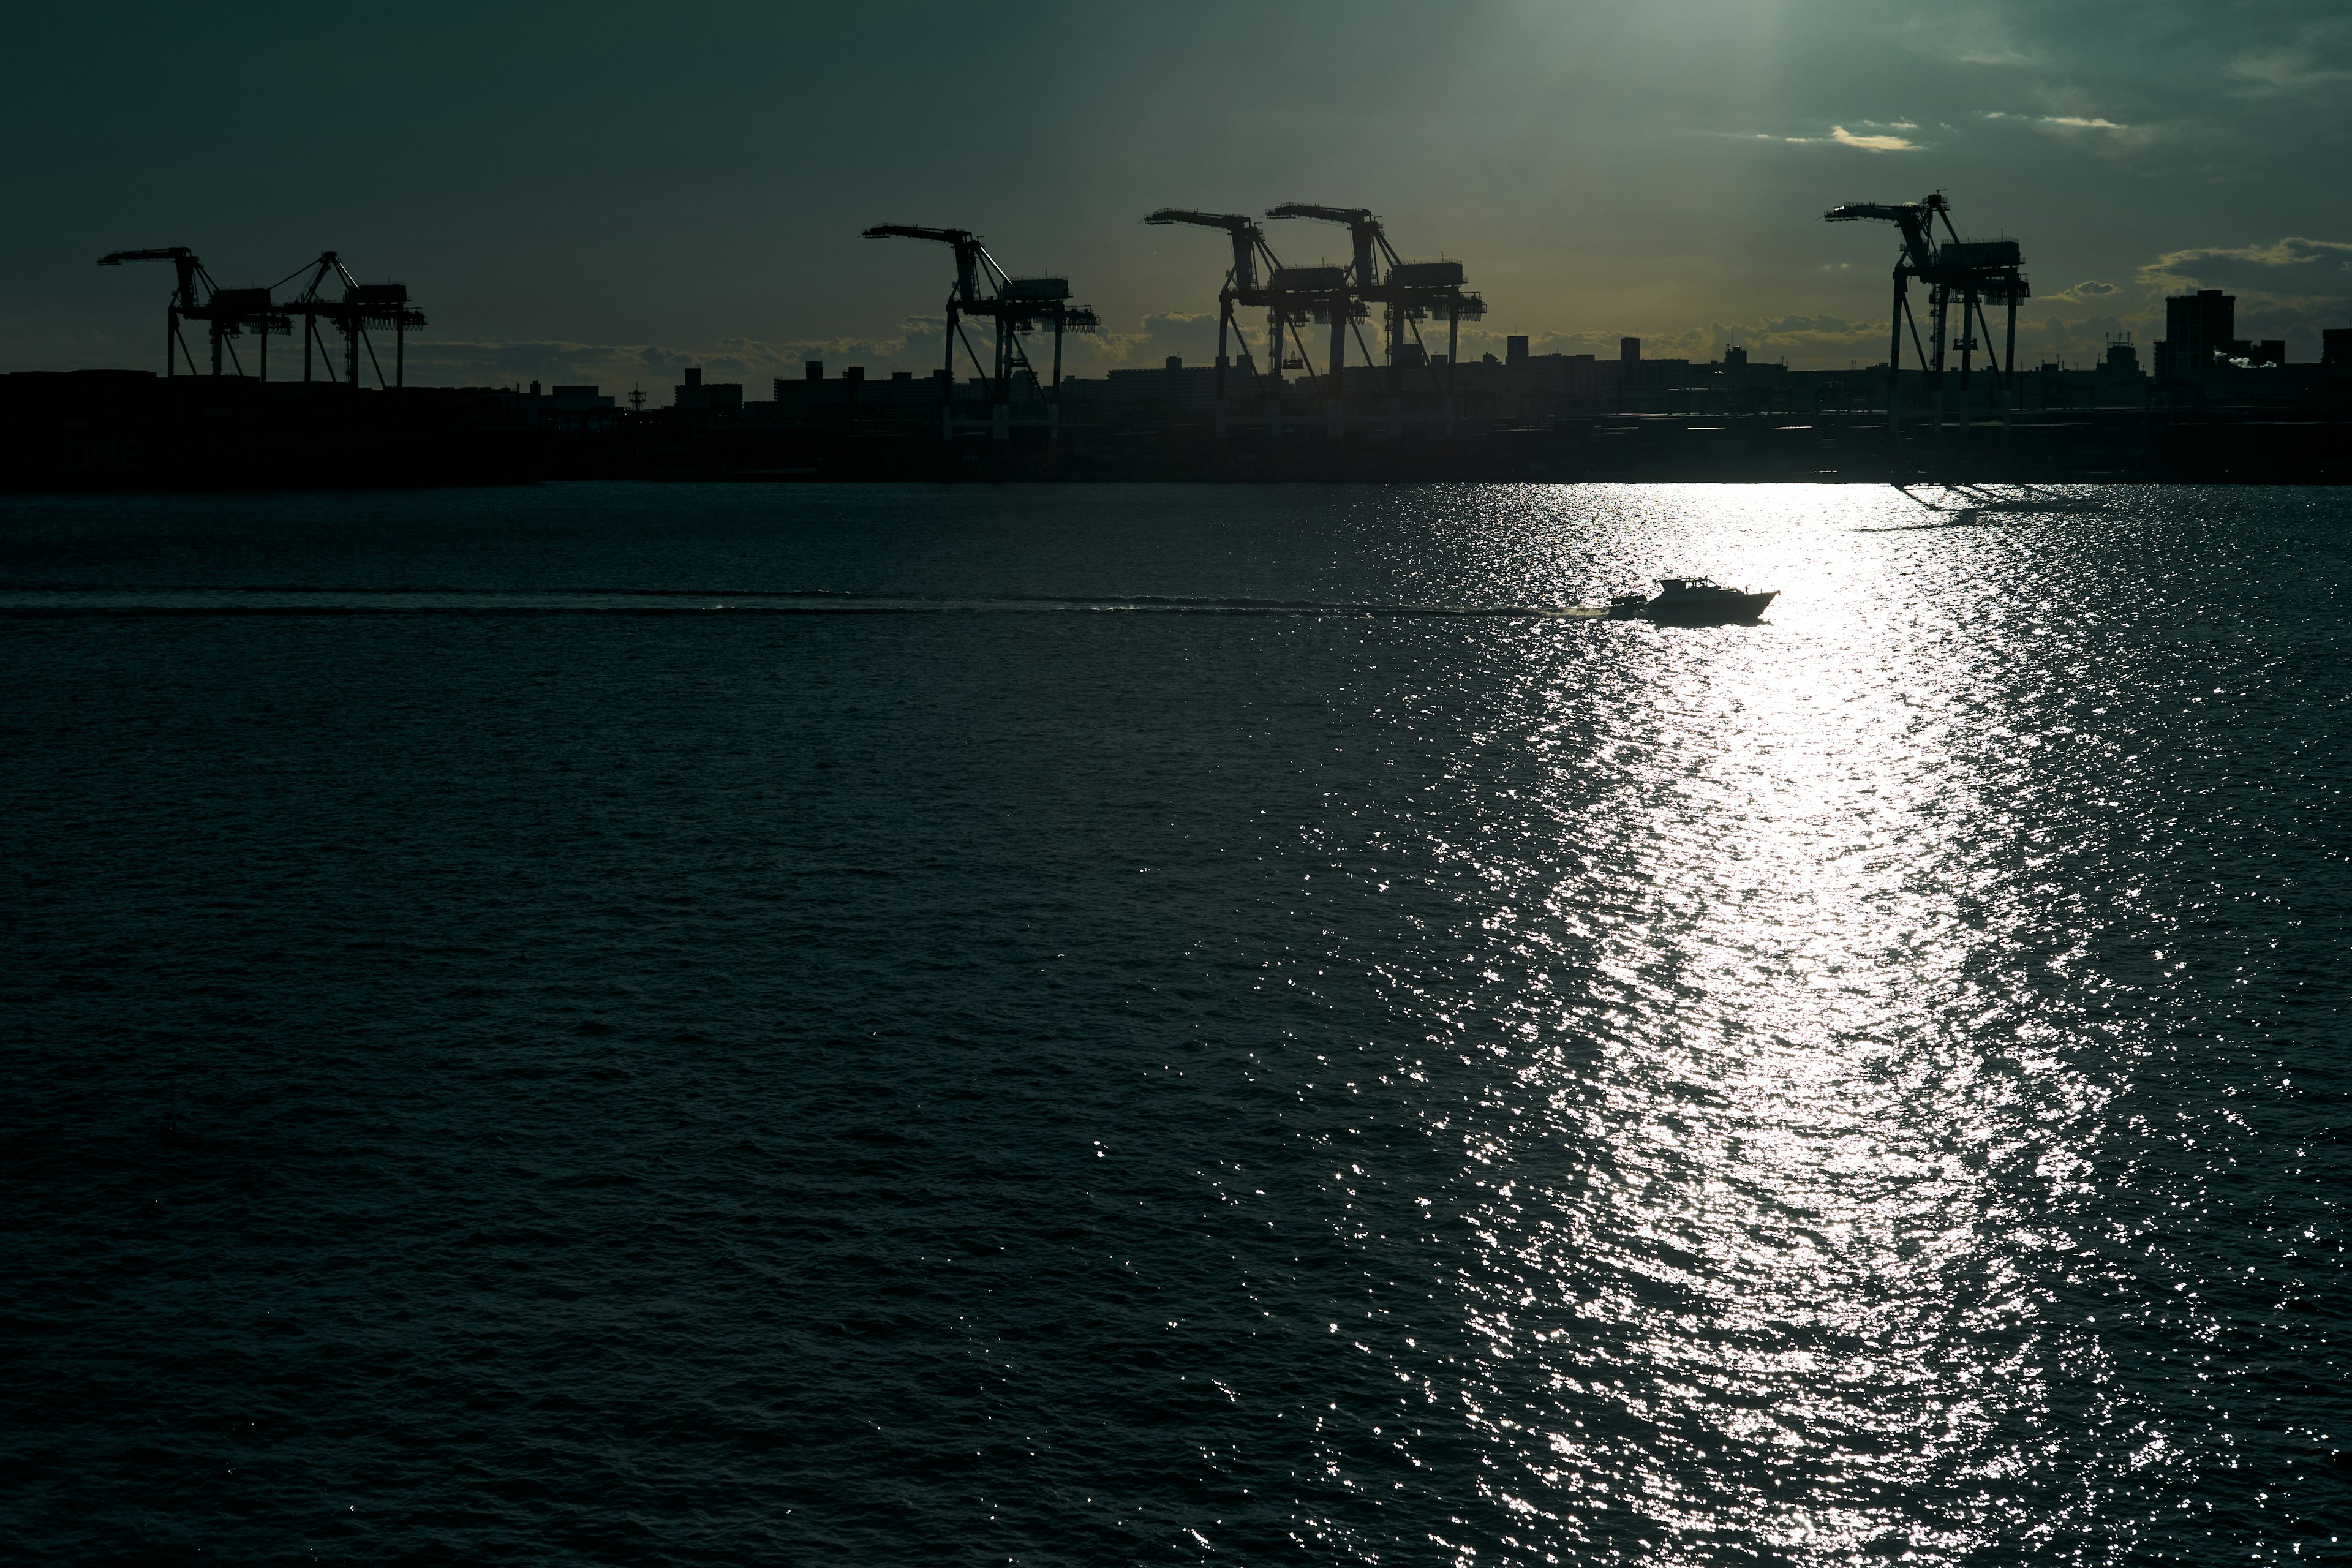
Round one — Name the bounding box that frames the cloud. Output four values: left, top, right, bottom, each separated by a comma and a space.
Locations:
1980, 110, 2155, 148
2039, 279, 2120, 306
2225, 31, 2352, 94
2135, 238, 2352, 341
1830, 125, 1918, 152
2139, 236, 2352, 295
1898, 13, 2039, 69
1777, 120, 1924, 151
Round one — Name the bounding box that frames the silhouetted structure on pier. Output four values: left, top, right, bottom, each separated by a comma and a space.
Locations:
97, 246, 424, 389
1824, 193, 2028, 435
861, 224, 1099, 436
1144, 202, 1484, 434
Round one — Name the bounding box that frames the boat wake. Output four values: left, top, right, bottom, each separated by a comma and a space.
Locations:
0, 587, 1615, 619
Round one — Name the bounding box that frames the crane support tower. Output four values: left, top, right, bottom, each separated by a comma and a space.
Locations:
1142, 210, 1286, 407
1824, 192, 2027, 436
1264, 204, 1483, 407
278, 252, 428, 391
97, 248, 283, 379
861, 224, 1099, 438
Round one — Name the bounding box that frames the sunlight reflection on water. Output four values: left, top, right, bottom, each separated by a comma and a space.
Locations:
1299, 484, 2296, 1562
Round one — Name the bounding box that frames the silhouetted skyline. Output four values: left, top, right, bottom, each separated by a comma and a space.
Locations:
6, 2, 2348, 389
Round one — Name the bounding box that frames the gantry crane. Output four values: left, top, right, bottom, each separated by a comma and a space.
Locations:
275, 252, 426, 390
99, 246, 421, 388
1142, 209, 1286, 404
97, 247, 269, 378
1264, 205, 1483, 400
861, 224, 1099, 421
1266, 205, 1382, 401
1825, 192, 2027, 434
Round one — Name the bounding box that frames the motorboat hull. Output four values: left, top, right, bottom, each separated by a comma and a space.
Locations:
1644, 590, 1777, 622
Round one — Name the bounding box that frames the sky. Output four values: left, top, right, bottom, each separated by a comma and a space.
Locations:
5, 1, 2349, 390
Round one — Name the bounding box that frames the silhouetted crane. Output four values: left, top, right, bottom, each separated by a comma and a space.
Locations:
1264, 205, 1483, 401
862, 224, 1098, 424
1826, 193, 2027, 435
1142, 209, 1286, 403
274, 252, 426, 390
1265, 205, 1385, 401
99, 247, 235, 377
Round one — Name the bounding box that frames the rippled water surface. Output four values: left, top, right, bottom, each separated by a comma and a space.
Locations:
3, 482, 2346, 1565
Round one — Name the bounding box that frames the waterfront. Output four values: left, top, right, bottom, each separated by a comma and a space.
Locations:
2, 482, 2345, 1563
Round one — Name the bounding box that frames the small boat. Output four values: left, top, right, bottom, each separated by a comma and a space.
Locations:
1620, 576, 1776, 622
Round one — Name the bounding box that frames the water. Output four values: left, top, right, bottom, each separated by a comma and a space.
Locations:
2, 482, 2345, 1565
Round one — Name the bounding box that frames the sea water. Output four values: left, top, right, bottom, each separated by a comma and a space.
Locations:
2, 481, 2345, 1564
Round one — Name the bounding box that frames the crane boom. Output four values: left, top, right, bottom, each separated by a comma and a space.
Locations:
98, 247, 211, 310
1144, 209, 1273, 292
1822, 201, 1939, 273
863, 224, 992, 303
1265, 203, 1384, 287
1823, 192, 2024, 438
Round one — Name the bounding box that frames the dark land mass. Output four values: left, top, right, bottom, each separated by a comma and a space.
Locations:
6, 369, 2350, 491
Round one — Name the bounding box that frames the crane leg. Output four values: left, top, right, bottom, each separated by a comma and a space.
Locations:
943, 300, 957, 439
993, 316, 1008, 442
1215, 303, 1228, 409
2003, 295, 2017, 432
1888, 275, 1903, 437
1269, 311, 1284, 436
1931, 285, 1950, 436
1448, 302, 1459, 437
1959, 287, 1976, 439
1329, 294, 1344, 439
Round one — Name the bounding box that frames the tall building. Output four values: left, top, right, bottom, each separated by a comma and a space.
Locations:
2322, 326, 2352, 368
2155, 290, 2234, 379
674, 365, 743, 413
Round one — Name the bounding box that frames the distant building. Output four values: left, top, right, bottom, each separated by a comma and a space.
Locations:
1505, 336, 1529, 364
2156, 290, 2234, 379
2324, 326, 2352, 368
1095, 356, 1223, 411
1621, 337, 1641, 363
674, 366, 743, 412
548, 385, 613, 412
